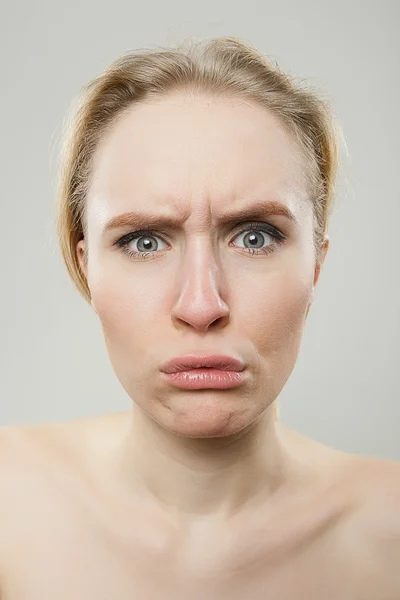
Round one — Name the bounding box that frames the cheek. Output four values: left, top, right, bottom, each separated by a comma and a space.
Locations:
238, 269, 312, 359
89, 264, 164, 347
90, 256, 312, 362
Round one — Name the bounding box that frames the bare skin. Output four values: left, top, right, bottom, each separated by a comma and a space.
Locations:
2, 92, 399, 597
0, 411, 399, 599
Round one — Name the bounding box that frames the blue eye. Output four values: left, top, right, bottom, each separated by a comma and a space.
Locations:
115, 223, 286, 260
119, 232, 167, 257
231, 224, 282, 256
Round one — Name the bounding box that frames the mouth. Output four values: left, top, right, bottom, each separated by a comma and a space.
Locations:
160, 354, 245, 374
160, 367, 248, 390
159, 354, 247, 390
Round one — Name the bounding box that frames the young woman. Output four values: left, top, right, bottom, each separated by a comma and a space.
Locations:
1, 37, 399, 599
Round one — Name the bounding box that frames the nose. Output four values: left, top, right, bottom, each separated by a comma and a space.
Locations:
170, 241, 230, 333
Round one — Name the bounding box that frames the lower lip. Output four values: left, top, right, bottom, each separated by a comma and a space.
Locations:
161, 368, 247, 389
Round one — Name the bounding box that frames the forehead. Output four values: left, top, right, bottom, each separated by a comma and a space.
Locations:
87, 92, 310, 224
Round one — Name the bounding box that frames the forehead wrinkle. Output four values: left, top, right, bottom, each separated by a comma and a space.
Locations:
89, 98, 313, 236
100, 194, 303, 239
156, 177, 308, 229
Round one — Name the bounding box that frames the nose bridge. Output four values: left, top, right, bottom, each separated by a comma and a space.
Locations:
180, 234, 221, 297
171, 233, 229, 329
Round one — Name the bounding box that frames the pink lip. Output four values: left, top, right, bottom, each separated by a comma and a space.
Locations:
161, 368, 247, 390
160, 354, 245, 374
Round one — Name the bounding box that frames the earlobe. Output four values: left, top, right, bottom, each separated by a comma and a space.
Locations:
76, 240, 87, 279
307, 234, 329, 319
76, 240, 96, 314
313, 234, 330, 287
321, 233, 330, 265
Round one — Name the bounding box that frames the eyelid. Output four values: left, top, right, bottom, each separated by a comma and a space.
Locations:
234, 221, 285, 239
114, 221, 288, 262
115, 221, 285, 246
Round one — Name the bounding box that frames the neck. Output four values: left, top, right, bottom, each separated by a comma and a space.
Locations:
110, 404, 312, 524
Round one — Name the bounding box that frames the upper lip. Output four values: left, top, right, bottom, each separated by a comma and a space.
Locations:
160, 354, 245, 374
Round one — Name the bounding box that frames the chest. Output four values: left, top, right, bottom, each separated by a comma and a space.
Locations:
1, 497, 387, 600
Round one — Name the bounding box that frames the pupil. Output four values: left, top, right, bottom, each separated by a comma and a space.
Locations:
245, 232, 263, 248
138, 237, 155, 252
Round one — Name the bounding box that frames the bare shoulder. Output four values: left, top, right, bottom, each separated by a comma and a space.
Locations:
0, 421, 42, 473
342, 453, 400, 594
0, 410, 128, 458
0, 416, 121, 594
0, 411, 129, 493
286, 425, 400, 592
346, 453, 400, 520
0, 415, 103, 498
0, 414, 122, 541
355, 452, 400, 523
0, 418, 84, 465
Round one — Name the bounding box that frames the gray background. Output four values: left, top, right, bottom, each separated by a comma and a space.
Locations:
1, 1, 398, 459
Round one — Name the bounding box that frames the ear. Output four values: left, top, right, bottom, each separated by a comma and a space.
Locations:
76, 239, 97, 315
306, 233, 330, 317
313, 234, 329, 286
76, 239, 87, 279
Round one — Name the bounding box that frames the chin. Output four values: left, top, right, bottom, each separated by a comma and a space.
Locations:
153, 395, 263, 439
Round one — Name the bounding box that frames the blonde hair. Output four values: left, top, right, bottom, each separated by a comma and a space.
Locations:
56, 37, 342, 421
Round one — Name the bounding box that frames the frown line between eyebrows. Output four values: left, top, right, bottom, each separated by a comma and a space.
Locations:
102, 200, 298, 235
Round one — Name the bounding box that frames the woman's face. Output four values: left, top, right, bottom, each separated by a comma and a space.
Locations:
77, 92, 328, 438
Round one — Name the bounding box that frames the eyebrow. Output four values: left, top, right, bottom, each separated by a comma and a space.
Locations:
103, 199, 297, 234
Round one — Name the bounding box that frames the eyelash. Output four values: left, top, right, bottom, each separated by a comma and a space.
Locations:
114, 222, 286, 260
